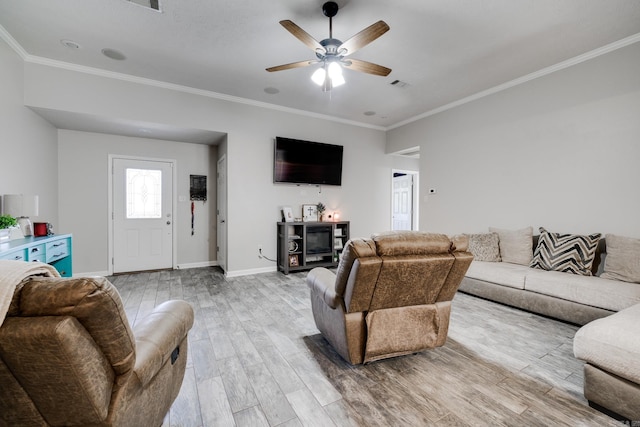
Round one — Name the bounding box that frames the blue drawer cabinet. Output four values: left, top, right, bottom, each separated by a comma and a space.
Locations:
0, 234, 72, 277
0, 248, 27, 262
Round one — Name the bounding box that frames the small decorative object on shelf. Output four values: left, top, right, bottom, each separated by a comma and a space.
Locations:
282, 206, 294, 222
0, 215, 17, 242
317, 202, 326, 221
289, 254, 299, 267
302, 204, 318, 222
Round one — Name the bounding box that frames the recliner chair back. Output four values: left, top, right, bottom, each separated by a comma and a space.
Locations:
307, 231, 473, 364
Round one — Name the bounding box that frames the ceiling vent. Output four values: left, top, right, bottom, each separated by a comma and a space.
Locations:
390, 79, 409, 88
125, 0, 160, 11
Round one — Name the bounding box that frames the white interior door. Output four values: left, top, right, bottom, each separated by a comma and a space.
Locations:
216, 155, 227, 273
113, 158, 173, 273
392, 173, 414, 231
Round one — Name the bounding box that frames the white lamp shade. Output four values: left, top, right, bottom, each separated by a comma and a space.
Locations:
2, 194, 39, 218
311, 68, 326, 86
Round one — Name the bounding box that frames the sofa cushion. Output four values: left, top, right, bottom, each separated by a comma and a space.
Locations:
530, 227, 601, 276
601, 234, 640, 283
467, 233, 501, 262
574, 303, 640, 385
524, 269, 640, 312
465, 261, 528, 290
489, 226, 533, 265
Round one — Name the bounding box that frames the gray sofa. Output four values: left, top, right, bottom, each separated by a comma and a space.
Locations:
457, 229, 640, 421
459, 237, 640, 326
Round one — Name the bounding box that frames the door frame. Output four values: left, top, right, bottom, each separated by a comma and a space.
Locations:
216, 154, 227, 273
391, 169, 419, 231
108, 154, 178, 275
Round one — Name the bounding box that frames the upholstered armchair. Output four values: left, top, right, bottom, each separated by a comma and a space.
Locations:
0, 276, 194, 427
307, 231, 473, 364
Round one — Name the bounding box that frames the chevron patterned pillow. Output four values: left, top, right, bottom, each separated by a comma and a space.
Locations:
530, 227, 602, 275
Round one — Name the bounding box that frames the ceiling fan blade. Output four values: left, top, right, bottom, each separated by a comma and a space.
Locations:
338, 20, 390, 56
343, 58, 391, 76
266, 60, 317, 72
279, 20, 324, 52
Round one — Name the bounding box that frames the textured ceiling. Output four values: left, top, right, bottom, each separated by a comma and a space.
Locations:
1, 0, 640, 134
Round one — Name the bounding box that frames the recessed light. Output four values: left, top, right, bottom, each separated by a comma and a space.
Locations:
60, 39, 81, 49
363, 111, 376, 116
101, 48, 127, 60
264, 87, 280, 94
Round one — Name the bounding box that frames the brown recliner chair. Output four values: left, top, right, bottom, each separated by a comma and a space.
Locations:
0, 276, 194, 427
307, 231, 472, 364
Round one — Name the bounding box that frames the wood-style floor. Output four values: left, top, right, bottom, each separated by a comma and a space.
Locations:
108, 267, 621, 427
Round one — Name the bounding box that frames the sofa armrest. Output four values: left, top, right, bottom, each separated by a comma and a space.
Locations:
306, 267, 340, 309
132, 300, 194, 387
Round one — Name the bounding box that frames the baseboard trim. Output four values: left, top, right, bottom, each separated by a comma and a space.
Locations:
73, 270, 110, 278
225, 266, 277, 278
176, 261, 219, 270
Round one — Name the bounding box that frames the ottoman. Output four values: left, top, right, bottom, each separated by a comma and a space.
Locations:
574, 303, 640, 421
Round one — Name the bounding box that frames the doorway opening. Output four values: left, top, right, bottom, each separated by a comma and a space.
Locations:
391, 170, 419, 231
109, 155, 177, 275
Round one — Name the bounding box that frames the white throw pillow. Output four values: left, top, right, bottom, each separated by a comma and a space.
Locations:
488, 226, 533, 265
601, 234, 640, 283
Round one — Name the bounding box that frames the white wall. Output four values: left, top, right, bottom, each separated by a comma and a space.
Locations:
0, 38, 58, 224
22, 62, 416, 275
57, 130, 217, 275
388, 42, 640, 238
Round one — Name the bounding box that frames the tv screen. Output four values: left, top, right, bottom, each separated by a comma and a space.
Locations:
274, 137, 343, 186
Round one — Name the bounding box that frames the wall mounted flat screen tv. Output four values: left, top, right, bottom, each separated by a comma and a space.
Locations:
274, 137, 343, 186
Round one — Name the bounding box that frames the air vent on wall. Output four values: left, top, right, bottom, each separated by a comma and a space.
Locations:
125, 0, 160, 11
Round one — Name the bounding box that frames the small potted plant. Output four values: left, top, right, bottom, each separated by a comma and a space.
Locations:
0, 214, 17, 242
317, 202, 326, 221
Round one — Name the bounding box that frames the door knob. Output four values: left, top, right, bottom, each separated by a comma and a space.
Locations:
167, 221, 171, 225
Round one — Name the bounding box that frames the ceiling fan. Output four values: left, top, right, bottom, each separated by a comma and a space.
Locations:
266, 1, 391, 91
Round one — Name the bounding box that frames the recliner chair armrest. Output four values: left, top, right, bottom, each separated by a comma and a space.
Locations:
306, 267, 341, 309
132, 300, 194, 387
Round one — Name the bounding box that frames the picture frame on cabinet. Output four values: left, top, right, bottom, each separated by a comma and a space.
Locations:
282, 206, 294, 222
289, 254, 299, 267
302, 204, 318, 222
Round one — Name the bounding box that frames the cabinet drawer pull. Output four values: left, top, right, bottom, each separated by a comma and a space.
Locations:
13, 255, 23, 261
51, 253, 65, 259
52, 243, 65, 248
31, 248, 40, 253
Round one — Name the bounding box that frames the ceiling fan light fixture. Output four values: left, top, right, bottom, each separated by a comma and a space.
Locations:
328, 61, 342, 79
311, 68, 326, 86
311, 63, 345, 90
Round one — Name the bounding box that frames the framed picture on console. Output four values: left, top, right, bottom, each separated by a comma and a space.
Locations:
289, 254, 299, 267
281, 206, 294, 222
302, 204, 318, 222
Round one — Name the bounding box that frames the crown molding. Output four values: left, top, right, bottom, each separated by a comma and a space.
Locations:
386, 32, 640, 131
3, 24, 638, 133
0, 23, 384, 132
0, 24, 28, 59
24, 55, 386, 131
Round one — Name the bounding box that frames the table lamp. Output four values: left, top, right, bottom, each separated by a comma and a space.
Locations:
2, 194, 39, 237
